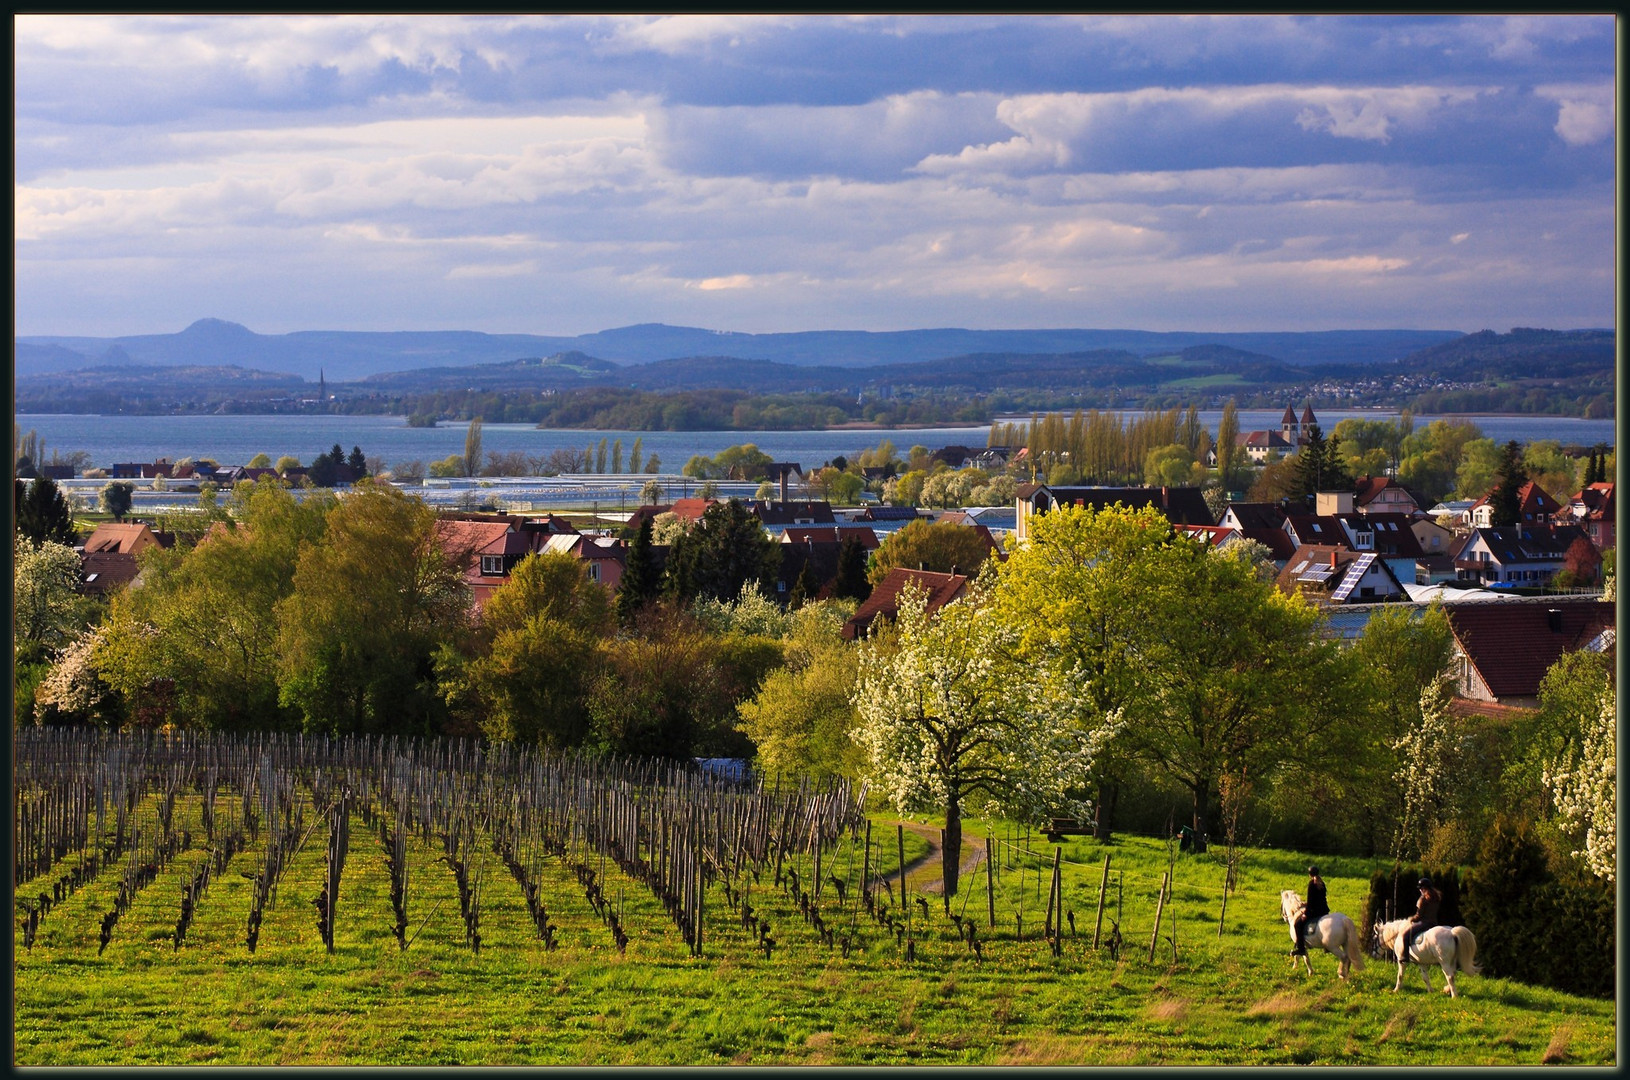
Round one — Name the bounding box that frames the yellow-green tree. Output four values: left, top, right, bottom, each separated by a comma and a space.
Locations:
277, 482, 468, 735
440, 551, 614, 747
737, 601, 861, 779
96, 478, 334, 730
867, 518, 991, 585
993, 503, 1342, 853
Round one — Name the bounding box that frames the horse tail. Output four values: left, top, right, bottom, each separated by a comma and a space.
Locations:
1452, 926, 1480, 976
1344, 915, 1365, 972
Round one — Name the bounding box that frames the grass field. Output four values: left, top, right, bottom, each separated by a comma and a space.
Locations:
12, 806, 1617, 1066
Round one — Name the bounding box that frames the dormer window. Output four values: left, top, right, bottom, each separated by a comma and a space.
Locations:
480, 555, 505, 575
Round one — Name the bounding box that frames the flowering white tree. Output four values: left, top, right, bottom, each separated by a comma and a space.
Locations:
1390, 675, 1459, 859
13, 536, 87, 661
35, 626, 119, 726
852, 579, 1118, 897
1543, 682, 1616, 883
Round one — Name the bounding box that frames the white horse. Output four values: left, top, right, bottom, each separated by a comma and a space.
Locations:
1280, 890, 1365, 979
1374, 918, 1480, 997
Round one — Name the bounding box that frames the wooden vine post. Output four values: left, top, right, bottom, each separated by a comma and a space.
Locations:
1092, 853, 1111, 949
1147, 872, 1169, 962
985, 834, 995, 929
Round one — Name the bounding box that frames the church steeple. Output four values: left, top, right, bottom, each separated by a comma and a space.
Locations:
1281, 404, 1299, 445
319, 368, 326, 400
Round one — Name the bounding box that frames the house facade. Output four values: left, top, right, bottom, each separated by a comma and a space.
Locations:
1452, 524, 1591, 587
1014, 484, 1213, 541
1445, 598, 1615, 707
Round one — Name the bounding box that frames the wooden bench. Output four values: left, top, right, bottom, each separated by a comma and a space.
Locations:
1044, 818, 1092, 843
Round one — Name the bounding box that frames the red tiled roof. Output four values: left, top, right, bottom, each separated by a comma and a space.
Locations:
670, 497, 718, 523
841, 568, 969, 640
81, 523, 159, 555
1446, 599, 1615, 700
783, 526, 880, 550
1236, 526, 1297, 561
80, 550, 141, 594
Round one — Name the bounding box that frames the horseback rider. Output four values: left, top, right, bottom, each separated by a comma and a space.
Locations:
1292, 865, 1329, 957
1398, 877, 1441, 959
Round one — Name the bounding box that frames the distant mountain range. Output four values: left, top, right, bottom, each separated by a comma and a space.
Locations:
16, 318, 1468, 382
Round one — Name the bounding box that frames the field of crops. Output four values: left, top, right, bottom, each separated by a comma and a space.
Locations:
13, 730, 1618, 1066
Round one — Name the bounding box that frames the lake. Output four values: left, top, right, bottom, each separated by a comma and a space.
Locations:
14, 410, 1615, 476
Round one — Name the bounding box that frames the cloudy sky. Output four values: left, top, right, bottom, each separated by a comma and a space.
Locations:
14, 14, 1617, 338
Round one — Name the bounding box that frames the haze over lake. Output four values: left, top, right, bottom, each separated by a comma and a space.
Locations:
17, 411, 1613, 477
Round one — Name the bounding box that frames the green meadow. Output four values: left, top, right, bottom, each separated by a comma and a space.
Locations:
13, 811, 1616, 1066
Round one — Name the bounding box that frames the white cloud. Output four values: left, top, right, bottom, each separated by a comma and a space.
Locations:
1534, 82, 1615, 146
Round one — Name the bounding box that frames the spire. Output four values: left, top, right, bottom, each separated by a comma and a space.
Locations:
1301, 403, 1316, 425
1281, 405, 1297, 425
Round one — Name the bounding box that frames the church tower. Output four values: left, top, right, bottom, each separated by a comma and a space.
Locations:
1281, 404, 1299, 446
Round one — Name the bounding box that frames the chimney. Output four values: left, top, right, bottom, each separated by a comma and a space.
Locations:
780, 465, 789, 504
950, 564, 961, 577
1329, 549, 1338, 570
1547, 608, 1563, 633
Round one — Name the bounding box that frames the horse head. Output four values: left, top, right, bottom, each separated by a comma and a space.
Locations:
1279, 889, 1304, 924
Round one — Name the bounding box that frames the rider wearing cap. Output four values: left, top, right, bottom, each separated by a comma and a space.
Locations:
1292, 865, 1329, 957
1399, 877, 1441, 959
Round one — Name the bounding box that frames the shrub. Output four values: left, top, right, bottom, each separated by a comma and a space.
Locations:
1460, 814, 1614, 997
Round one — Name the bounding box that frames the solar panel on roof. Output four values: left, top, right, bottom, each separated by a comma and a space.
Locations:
1289, 559, 1309, 574
1297, 567, 1335, 583
1330, 552, 1378, 602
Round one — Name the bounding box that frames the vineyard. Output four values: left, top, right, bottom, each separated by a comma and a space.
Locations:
13, 729, 1618, 1066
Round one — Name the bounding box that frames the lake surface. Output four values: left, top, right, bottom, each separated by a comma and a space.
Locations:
14, 410, 1615, 475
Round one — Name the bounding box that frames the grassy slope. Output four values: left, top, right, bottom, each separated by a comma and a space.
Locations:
13, 807, 1615, 1066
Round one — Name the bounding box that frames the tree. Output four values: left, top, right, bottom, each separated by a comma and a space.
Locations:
616, 516, 662, 624
464, 418, 485, 478
247, 453, 273, 469
853, 579, 1113, 896
95, 479, 334, 731
1453, 439, 1502, 500
275, 455, 301, 474
832, 535, 872, 602
1489, 440, 1528, 527
595, 437, 608, 474
440, 551, 613, 748
639, 478, 666, 505
96, 480, 134, 522
787, 554, 820, 610
993, 503, 1340, 853
16, 475, 77, 546
713, 443, 775, 481
1390, 676, 1461, 859
664, 499, 779, 604
1291, 425, 1352, 504
610, 438, 623, 474
347, 446, 368, 480
309, 445, 345, 488
34, 627, 122, 727
13, 537, 90, 665
628, 437, 644, 475
1216, 398, 1241, 490
867, 518, 991, 586
1541, 668, 1615, 883
1143, 443, 1196, 486
644, 454, 661, 474
1339, 603, 1456, 854
276, 482, 469, 735
738, 604, 861, 779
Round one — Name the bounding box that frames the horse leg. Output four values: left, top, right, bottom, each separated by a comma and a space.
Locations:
1419, 963, 1433, 992
1443, 961, 1457, 997
1392, 961, 1404, 992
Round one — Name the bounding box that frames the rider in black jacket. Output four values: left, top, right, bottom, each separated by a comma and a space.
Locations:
1293, 865, 1329, 956
1399, 877, 1441, 958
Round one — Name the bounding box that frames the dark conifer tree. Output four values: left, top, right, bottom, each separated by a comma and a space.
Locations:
15, 475, 78, 546
616, 517, 660, 625
787, 554, 819, 610
833, 534, 872, 602
1489, 440, 1528, 527
347, 446, 368, 480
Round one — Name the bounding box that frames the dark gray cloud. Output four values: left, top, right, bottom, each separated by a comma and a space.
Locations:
13, 15, 1616, 337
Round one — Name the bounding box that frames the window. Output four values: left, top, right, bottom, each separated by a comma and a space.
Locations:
480, 555, 504, 575
588, 562, 601, 583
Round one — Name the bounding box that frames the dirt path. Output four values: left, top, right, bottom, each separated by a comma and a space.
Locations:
874, 820, 988, 896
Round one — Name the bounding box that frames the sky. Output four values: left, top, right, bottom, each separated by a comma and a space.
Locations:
13, 14, 1618, 338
